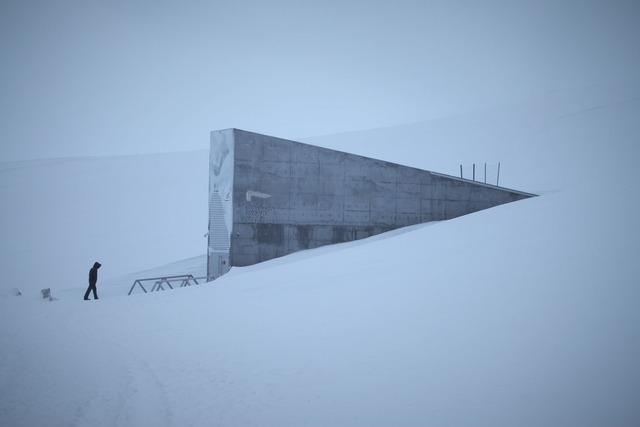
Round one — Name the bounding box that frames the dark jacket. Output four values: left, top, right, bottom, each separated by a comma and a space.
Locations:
89, 262, 102, 285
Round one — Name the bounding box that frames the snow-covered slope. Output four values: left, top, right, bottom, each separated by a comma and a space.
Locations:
1, 83, 639, 426
0, 151, 209, 294
303, 81, 640, 193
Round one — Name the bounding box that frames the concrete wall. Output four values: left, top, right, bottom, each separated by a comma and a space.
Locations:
208, 129, 534, 276
207, 129, 234, 278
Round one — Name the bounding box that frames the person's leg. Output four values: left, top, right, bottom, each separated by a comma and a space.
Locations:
92, 284, 98, 299
84, 285, 91, 300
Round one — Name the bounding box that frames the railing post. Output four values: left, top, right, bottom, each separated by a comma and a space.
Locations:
127, 281, 136, 296
128, 280, 148, 296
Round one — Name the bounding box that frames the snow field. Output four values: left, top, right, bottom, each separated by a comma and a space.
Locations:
1, 82, 640, 426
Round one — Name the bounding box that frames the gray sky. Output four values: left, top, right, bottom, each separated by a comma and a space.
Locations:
1, 0, 639, 161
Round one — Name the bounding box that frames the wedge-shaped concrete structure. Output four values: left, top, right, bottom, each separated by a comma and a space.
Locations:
208, 129, 534, 278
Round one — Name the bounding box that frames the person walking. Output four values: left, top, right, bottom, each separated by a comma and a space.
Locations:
83, 262, 102, 300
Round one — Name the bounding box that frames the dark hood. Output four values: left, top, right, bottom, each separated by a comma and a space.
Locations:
93, 262, 102, 269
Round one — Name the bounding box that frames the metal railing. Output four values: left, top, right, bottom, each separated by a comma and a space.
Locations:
460, 162, 501, 186
127, 275, 213, 296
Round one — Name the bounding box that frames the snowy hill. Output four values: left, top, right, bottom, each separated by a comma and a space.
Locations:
0, 151, 209, 294
1, 83, 640, 426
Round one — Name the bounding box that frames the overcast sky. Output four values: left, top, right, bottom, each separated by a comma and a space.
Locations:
1, 0, 639, 161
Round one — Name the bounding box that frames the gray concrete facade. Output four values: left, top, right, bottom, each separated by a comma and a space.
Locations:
208, 128, 535, 278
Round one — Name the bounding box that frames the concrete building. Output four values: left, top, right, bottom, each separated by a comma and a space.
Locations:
208, 129, 535, 279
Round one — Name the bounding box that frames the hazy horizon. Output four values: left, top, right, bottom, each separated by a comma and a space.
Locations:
2, 0, 639, 161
